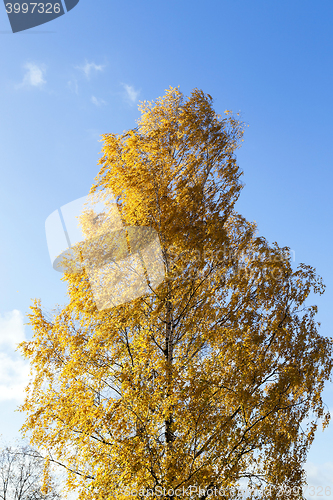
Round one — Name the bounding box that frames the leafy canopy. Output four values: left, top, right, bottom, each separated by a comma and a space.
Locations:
19, 87, 332, 500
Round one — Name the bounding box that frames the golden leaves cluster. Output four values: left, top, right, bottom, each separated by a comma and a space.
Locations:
19, 87, 332, 500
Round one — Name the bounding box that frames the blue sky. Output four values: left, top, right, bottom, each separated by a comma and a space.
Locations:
0, 0, 332, 496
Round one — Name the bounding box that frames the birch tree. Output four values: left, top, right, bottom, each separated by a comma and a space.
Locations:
19, 87, 332, 500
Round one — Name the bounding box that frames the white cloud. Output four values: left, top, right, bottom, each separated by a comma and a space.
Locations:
91, 95, 107, 107
0, 310, 25, 349
17, 63, 46, 89
304, 461, 333, 486
0, 310, 30, 402
123, 84, 140, 104
68, 79, 79, 95
76, 61, 105, 79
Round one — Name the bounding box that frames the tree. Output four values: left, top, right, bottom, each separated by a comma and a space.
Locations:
0, 443, 60, 500
19, 87, 332, 500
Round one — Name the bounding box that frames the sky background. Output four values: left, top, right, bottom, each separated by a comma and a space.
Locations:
0, 0, 332, 498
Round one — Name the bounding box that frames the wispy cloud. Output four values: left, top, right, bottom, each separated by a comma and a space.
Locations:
123, 84, 140, 104
17, 62, 46, 89
91, 95, 107, 107
0, 310, 30, 402
0, 310, 25, 349
68, 78, 79, 95
76, 61, 105, 79
304, 461, 333, 488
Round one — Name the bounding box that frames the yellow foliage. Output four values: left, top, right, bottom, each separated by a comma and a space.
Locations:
18, 87, 332, 500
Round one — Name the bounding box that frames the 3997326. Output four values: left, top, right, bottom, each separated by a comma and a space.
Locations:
5, 3, 62, 14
